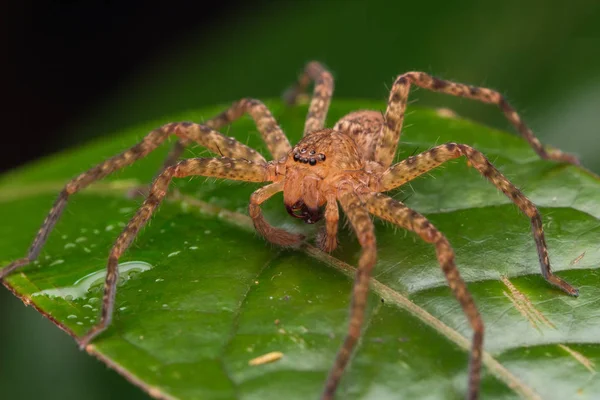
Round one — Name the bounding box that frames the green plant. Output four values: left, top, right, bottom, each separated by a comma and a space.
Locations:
1, 101, 598, 399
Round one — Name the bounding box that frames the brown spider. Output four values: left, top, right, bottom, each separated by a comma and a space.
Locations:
1, 61, 581, 399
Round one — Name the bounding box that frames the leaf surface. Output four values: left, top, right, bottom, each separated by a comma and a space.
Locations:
1, 101, 599, 400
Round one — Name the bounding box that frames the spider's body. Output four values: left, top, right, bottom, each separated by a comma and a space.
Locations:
283, 125, 374, 224
1, 62, 581, 400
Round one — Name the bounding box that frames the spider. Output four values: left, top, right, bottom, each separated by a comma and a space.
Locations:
1, 61, 581, 399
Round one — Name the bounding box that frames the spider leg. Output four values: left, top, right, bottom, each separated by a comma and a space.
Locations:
249, 182, 304, 246
377, 143, 578, 296
162, 98, 292, 169
322, 187, 376, 400
375, 71, 580, 168
207, 98, 293, 160
316, 194, 339, 253
0, 122, 266, 279
158, 137, 192, 171
366, 192, 483, 400
283, 61, 334, 136
78, 157, 271, 347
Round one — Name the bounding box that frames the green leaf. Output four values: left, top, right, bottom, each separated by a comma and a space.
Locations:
1, 100, 599, 400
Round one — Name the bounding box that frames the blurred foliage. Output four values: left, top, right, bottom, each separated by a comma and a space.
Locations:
69, 0, 600, 171
2, 1, 600, 399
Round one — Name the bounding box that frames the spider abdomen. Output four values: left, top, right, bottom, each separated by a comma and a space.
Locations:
334, 110, 384, 162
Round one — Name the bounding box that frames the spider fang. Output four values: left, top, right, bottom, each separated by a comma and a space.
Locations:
285, 200, 323, 224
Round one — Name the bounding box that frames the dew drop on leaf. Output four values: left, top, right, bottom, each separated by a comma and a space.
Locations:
32, 261, 154, 300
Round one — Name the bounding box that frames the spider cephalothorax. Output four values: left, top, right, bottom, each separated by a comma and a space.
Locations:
282, 128, 368, 224
1, 61, 581, 400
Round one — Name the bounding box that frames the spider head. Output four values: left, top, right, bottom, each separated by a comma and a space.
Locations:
288, 129, 364, 174
281, 129, 367, 224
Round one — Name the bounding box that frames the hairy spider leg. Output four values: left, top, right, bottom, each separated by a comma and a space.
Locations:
207, 98, 292, 160
366, 192, 484, 400
376, 71, 580, 168
0, 122, 266, 280
249, 182, 305, 246
322, 186, 376, 400
78, 157, 272, 346
283, 61, 335, 136
378, 142, 579, 296
159, 98, 292, 172
316, 194, 340, 253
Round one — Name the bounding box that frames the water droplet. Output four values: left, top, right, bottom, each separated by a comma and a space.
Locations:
128, 270, 140, 279
83, 304, 93, 309
64, 243, 76, 249
76, 322, 84, 326
189, 246, 198, 250
75, 237, 87, 243
32, 261, 153, 300
83, 247, 91, 253
67, 314, 77, 319
49, 259, 64, 266
105, 225, 114, 231
119, 306, 127, 311
204, 230, 211, 235
162, 304, 169, 308
167, 251, 180, 258
155, 278, 164, 282
61, 235, 68, 240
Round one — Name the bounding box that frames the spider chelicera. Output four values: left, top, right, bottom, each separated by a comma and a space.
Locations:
1, 61, 580, 399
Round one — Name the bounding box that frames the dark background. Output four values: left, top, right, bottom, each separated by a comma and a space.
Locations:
1, 0, 252, 173
1, 0, 600, 399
